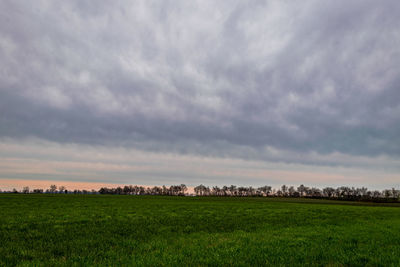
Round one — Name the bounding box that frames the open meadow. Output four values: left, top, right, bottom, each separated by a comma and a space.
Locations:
1, 194, 400, 266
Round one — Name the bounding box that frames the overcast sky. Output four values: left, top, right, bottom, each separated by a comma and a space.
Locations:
0, 0, 399, 190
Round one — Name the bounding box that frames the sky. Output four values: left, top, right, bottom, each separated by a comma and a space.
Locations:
0, 0, 399, 191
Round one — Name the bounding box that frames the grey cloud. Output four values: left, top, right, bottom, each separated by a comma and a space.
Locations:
1, 0, 400, 167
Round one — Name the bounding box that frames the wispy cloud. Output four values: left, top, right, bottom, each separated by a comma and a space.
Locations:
0, 139, 398, 189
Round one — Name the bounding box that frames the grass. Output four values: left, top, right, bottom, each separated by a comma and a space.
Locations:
1, 194, 400, 266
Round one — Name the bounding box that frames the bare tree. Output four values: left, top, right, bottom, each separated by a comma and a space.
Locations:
297, 184, 306, 197
383, 189, 393, 199
194, 184, 208, 196
180, 184, 187, 195
49, 185, 57, 193
229, 185, 237, 196
59, 186, 66, 194
392, 188, 399, 199
287, 186, 295, 197
323, 187, 335, 198
222, 186, 228, 196
212, 186, 221, 196
281, 185, 288, 196
258, 186, 272, 196
372, 190, 381, 198
123, 185, 131, 195
248, 187, 255, 196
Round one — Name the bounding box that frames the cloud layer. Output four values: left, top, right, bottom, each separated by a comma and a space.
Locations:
0, 138, 398, 190
1, 1, 399, 184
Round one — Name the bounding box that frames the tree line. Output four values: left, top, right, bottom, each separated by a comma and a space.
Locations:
193, 184, 400, 201
1, 184, 399, 202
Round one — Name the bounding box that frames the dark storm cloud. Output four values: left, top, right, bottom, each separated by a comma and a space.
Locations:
1, 0, 400, 165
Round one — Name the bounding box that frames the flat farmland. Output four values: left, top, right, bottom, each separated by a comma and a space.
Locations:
1, 194, 399, 266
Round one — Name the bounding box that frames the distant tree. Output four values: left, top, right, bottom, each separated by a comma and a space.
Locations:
180, 184, 187, 195
338, 186, 351, 198
123, 185, 131, 195
144, 187, 151, 195
162, 185, 168, 195
229, 185, 237, 196
372, 190, 381, 198
312, 187, 322, 197
304, 186, 313, 197
392, 188, 399, 199
22, 186, 30, 194
322, 187, 335, 198
281, 185, 288, 196
222, 186, 228, 196
212, 186, 221, 196
297, 185, 306, 197
288, 186, 296, 197
358, 187, 368, 197
248, 187, 253, 196
99, 187, 108, 194
237, 187, 247, 197
194, 185, 200, 196
58, 186, 66, 194
194, 184, 208, 196
276, 190, 283, 197
383, 189, 393, 199
205, 186, 211, 196
258, 186, 272, 197
115, 187, 123, 195
49, 185, 57, 193
151, 186, 162, 195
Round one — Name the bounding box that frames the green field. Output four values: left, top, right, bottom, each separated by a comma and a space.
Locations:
1, 195, 400, 266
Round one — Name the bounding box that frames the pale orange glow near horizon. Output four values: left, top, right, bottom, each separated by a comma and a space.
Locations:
0, 179, 196, 193
0, 179, 125, 191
